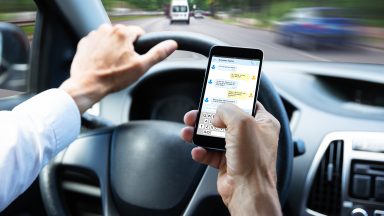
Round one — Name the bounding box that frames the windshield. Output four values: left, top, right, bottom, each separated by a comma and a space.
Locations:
1, 0, 383, 66
172, 6, 188, 12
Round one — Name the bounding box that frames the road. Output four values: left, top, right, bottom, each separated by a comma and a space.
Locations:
118, 17, 384, 64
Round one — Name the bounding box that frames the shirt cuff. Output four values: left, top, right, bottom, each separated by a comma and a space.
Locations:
13, 89, 81, 154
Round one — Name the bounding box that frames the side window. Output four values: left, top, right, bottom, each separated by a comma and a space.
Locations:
0, 1, 36, 98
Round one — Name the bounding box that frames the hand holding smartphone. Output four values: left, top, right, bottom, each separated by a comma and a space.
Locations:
193, 46, 263, 150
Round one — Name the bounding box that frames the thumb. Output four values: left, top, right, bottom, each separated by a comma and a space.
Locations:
212, 103, 247, 129
139, 40, 178, 72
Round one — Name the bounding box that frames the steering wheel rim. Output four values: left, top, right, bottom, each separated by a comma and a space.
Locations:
40, 31, 293, 215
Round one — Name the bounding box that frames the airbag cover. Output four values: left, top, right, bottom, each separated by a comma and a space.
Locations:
110, 121, 205, 215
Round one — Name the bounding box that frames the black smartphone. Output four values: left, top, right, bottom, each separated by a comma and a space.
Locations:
193, 46, 263, 151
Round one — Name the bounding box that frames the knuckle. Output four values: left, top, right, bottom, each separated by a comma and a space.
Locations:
135, 26, 145, 34
99, 24, 111, 32
269, 118, 281, 133
148, 51, 163, 65
113, 28, 127, 39
274, 118, 281, 130
114, 24, 125, 29
128, 25, 144, 33
237, 115, 256, 129
132, 60, 145, 72
77, 37, 87, 48
154, 50, 165, 62
266, 113, 281, 130
78, 37, 85, 45
88, 30, 97, 36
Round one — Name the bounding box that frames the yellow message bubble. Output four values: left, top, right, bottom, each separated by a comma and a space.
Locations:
227, 90, 248, 99
230, 72, 250, 80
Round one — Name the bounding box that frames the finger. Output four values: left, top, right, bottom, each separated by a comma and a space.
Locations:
256, 101, 266, 111
191, 147, 224, 169
87, 30, 97, 37
180, 126, 194, 143
139, 40, 178, 72
255, 101, 273, 121
114, 25, 145, 42
212, 103, 246, 128
98, 23, 112, 32
254, 102, 281, 129
184, 110, 198, 126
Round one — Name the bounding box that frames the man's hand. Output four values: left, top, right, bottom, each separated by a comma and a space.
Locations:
60, 24, 177, 114
180, 102, 282, 216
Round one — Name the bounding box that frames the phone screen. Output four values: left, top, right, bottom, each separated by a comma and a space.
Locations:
196, 55, 261, 138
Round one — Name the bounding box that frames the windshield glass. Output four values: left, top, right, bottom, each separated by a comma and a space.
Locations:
172, 6, 188, 12
108, 0, 384, 65
1, 0, 384, 66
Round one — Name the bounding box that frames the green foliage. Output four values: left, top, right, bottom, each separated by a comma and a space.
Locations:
0, 0, 36, 12
102, 0, 170, 10
190, 0, 209, 10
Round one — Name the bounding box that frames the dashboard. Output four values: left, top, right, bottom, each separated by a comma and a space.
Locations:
99, 60, 384, 216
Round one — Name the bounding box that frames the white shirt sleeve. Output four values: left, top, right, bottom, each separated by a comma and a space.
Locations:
0, 89, 81, 211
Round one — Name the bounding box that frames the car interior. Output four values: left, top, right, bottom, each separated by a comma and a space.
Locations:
1, 0, 384, 216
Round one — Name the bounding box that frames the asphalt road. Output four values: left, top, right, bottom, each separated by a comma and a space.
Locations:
118, 17, 384, 64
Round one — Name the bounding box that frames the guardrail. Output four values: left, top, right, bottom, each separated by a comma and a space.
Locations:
8, 19, 35, 26
4, 10, 163, 26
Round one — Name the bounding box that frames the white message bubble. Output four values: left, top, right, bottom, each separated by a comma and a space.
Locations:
218, 65, 237, 71
211, 97, 237, 104
214, 79, 238, 89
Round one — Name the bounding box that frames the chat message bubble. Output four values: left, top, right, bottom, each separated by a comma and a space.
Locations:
214, 79, 238, 89
230, 72, 250, 81
218, 65, 236, 71
211, 97, 237, 104
227, 90, 249, 99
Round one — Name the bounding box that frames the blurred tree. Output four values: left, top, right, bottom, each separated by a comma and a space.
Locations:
207, 0, 217, 16
0, 0, 36, 12
190, 0, 209, 10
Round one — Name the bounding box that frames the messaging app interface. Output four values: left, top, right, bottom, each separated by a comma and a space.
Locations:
197, 55, 260, 138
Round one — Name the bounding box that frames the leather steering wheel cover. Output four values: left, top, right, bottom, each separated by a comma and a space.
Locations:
134, 31, 227, 57
39, 162, 67, 216
259, 73, 293, 204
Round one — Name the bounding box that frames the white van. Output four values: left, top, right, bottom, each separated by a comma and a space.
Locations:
170, 0, 190, 24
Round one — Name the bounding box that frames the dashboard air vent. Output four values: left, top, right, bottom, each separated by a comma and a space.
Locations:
307, 140, 344, 215
59, 169, 103, 216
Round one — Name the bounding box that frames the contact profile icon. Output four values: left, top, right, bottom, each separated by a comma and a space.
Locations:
211, 65, 215, 69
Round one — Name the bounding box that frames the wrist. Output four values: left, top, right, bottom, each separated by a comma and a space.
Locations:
59, 79, 107, 114
227, 172, 281, 216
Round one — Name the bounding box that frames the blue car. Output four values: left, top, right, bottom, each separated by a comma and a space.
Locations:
275, 7, 358, 49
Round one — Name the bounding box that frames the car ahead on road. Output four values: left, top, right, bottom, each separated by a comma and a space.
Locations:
275, 7, 358, 49
194, 10, 204, 19
1, 1, 384, 216
170, 0, 190, 24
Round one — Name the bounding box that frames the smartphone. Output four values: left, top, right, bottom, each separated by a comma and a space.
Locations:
193, 46, 263, 151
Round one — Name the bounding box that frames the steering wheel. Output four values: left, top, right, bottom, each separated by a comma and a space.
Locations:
39, 31, 293, 216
